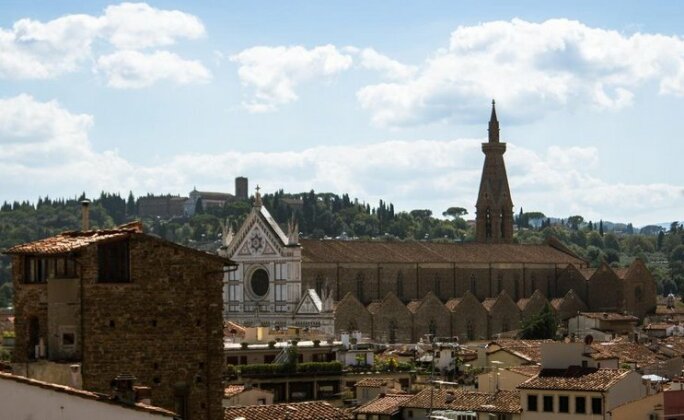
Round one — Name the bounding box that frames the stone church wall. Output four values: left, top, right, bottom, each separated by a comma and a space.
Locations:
417, 265, 454, 302
587, 264, 624, 312
487, 292, 521, 336
450, 292, 489, 341
334, 293, 372, 337
377, 264, 418, 303
556, 265, 589, 302
411, 293, 451, 340
371, 293, 412, 343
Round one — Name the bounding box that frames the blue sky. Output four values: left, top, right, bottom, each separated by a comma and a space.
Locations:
0, 1, 682, 226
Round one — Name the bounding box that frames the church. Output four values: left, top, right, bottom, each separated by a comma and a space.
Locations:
221, 102, 657, 341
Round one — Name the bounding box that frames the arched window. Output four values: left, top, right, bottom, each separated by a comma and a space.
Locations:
470, 275, 477, 294
500, 208, 506, 238
433, 274, 441, 297
348, 319, 358, 332
315, 274, 324, 297
485, 208, 492, 238
428, 319, 437, 338
497, 273, 503, 294
356, 273, 364, 303
466, 319, 475, 340
635, 286, 643, 303
396, 272, 404, 299
389, 319, 397, 344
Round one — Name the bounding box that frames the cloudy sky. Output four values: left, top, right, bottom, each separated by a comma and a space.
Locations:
0, 1, 682, 226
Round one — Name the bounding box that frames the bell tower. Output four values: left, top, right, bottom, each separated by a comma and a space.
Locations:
476, 100, 514, 243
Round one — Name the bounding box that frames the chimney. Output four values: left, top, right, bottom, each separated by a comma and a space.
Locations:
80, 199, 91, 231
133, 386, 152, 405
111, 373, 137, 405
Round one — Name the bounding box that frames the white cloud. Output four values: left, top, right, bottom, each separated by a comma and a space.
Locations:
96, 50, 211, 88
358, 48, 416, 80
101, 2, 205, 50
0, 2, 207, 87
2, 95, 682, 226
230, 45, 353, 112
357, 18, 684, 126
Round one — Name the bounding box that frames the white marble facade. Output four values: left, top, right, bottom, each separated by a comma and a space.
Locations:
220, 191, 333, 335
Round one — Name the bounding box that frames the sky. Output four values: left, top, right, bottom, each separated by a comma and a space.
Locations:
0, 1, 683, 226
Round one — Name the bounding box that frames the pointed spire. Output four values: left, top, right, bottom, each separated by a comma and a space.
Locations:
488, 99, 499, 143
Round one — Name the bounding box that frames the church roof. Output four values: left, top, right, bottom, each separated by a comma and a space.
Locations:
299, 240, 583, 264
259, 205, 290, 246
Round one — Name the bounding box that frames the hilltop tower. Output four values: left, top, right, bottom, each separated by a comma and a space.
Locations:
475, 100, 514, 243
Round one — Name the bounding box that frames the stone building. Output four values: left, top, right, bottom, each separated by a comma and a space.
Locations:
184, 176, 249, 217
224, 102, 657, 342
6, 218, 233, 420
137, 195, 187, 219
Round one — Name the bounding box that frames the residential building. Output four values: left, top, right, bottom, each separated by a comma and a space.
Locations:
6, 213, 234, 420
400, 388, 522, 420
224, 400, 350, 420
223, 384, 274, 407
354, 393, 413, 420
568, 312, 639, 342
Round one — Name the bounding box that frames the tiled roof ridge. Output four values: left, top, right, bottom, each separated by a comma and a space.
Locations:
0, 372, 176, 417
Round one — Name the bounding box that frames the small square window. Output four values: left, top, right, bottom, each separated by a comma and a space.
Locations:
543, 395, 554, 412
559, 396, 569, 413
527, 394, 538, 411
62, 332, 75, 346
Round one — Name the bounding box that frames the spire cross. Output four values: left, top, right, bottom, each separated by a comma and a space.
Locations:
255, 185, 261, 194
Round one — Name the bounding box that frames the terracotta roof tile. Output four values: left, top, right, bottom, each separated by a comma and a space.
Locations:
224, 401, 349, 420
581, 312, 639, 322
0, 372, 175, 417
401, 388, 521, 414
355, 393, 412, 416
518, 367, 630, 391
591, 342, 662, 366
354, 377, 397, 388
406, 300, 422, 313
487, 340, 552, 363
5, 228, 137, 255
300, 240, 583, 265
224, 385, 245, 398
506, 365, 542, 378
445, 298, 463, 311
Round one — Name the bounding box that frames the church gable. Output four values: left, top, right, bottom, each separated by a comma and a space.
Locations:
449, 291, 488, 341
295, 289, 323, 314
487, 291, 521, 336
587, 262, 624, 312
519, 289, 552, 320
556, 264, 588, 301
413, 292, 450, 340
334, 293, 372, 335
230, 219, 283, 260
372, 292, 412, 343
553, 289, 588, 321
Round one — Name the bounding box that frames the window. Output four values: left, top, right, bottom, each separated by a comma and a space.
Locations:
428, 319, 437, 338
527, 394, 538, 411
250, 268, 269, 297
485, 208, 492, 238
559, 396, 569, 413
635, 286, 643, 303
389, 319, 397, 344
500, 208, 506, 238
575, 396, 586, 414
54, 257, 77, 278
315, 274, 324, 297
591, 397, 602, 415
466, 320, 475, 340
497, 273, 503, 294
62, 332, 75, 346
97, 240, 130, 282
433, 275, 441, 296
24, 257, 48, 283
356, 273, 364, 303
396, 272, 404, 299
543, 395, 553, 412
470, 275, 477, 294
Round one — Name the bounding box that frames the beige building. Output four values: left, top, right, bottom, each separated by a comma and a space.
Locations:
223, 384, 274, 407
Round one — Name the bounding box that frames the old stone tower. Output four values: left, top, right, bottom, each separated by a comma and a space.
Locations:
475, 100, 514, 243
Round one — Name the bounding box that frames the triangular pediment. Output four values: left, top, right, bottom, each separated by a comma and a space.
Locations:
227, 208, 287, 259
296, 289, 322, 314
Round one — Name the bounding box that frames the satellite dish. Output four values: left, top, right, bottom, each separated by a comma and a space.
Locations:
584, 335, 594, 345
